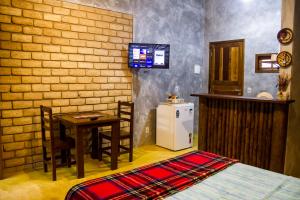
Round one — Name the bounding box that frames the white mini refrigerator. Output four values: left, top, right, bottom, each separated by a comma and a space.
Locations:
156, 103, 194, 151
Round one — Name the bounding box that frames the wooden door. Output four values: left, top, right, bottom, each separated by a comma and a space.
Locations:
209, 39, 244, 96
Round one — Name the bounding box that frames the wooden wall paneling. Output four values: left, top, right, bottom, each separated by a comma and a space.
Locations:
192, 93, 294, 173
232, 101, 237, 158
217, 99, 222, 154
219, 100, 226, 155
224, 100, 230, 156
243, 102, 248, 161
262, 103, 270, 169
207, 99, 211, 151
270, 104, 289, 173
216, 101, 223, 154
210, 101, 218, 153
256, 103, 264, 168
227, 100, 231, 157
248, 102, 254, 165
198, 98, 207, 150
237, 101, 242, 159
243, 102, 249, 165
206, 100, 211, 151
210, 99, 216, 153
265, 103, 273, 169
225, 100, 230, 155
236, 101, 243, 159
211, 100, 216, 153
228, 100, 234, 158
260, 104, 267, 169
208, 100, 212, 151
223, 100, 229, 155
211, 99, 216, 152
263, 103, 268, 168
232, 100, 238, 158
226, 101, 231, 157
239, 101, 246, 163
258, 102, 263, 167
253, 102, 259, 166
254, 102, 260, 166
264, 103, 271, 169
243, 102, 251, 164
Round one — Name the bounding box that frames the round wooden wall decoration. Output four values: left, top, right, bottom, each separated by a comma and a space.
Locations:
276, 51, 292, 68
277, 28, 293, 45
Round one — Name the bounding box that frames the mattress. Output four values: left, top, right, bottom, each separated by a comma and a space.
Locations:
166, 163, 300, 200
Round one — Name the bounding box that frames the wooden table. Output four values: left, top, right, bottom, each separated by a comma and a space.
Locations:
56, 111, 120, 178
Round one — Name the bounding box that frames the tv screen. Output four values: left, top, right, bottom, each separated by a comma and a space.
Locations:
128, 43, 170, 69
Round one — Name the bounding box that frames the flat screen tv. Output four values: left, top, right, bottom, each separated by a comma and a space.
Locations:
128, 43, 170, 69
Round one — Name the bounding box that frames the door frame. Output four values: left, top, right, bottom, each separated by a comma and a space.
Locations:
208, 39, 245, 96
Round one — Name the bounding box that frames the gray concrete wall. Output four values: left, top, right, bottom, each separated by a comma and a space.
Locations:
67, 0, 205, 146
67, 0, 282, 147
131, 0, 205, 146
203, 0, 281, 97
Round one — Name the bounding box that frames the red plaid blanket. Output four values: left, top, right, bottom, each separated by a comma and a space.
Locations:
65, 151, 237, 200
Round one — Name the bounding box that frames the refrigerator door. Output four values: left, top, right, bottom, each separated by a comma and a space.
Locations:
156, 105, 174, 149
174, 104, 194, 150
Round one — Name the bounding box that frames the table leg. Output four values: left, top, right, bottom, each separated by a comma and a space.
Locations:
91, 128, 98, 159
59, 122, 66, 164
75, 126, 84, 178
111, 121, 120, 170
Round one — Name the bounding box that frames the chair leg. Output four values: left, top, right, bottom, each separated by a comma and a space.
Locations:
60, 150, 67, 165
129, 138, 133, 162
44, 162, 48, 172
98, 134, 103, 161
43, 146, 48, 172
118, 142, 120, 156
51, 151, 57, 181
67, 150, 71, 168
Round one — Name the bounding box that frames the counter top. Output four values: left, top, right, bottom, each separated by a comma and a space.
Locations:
191, 93, 295, 104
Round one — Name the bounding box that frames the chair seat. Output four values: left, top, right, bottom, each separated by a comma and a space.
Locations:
43, 136, 75, 150
101, 130, 130, 139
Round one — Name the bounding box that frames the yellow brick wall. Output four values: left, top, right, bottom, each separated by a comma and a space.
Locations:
0, 0, 133, 175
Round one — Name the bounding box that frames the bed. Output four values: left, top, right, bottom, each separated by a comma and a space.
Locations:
167, 163, 300, 200
65, 150, 300, 200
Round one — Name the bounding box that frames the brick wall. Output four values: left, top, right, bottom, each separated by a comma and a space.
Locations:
0, 0, 133, 175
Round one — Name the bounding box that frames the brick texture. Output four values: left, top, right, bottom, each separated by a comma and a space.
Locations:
0, 0, 133, 175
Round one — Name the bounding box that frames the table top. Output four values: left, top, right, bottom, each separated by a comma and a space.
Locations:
56, 111, 120, 126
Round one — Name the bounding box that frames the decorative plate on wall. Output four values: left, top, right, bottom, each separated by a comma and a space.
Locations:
277, 28, 293, 45
276, 51, 292, 68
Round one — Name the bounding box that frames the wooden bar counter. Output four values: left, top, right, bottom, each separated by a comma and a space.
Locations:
191, 93, 294, 173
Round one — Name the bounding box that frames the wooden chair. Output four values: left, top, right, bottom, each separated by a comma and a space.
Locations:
40, 105, 75, 181
99, 101, 134, 162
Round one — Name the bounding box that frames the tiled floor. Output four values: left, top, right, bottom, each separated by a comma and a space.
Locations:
0, 144, 196, 200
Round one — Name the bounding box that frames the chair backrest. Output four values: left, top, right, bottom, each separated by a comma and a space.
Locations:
118, 101, 134, 135
40, 105, 55, 149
